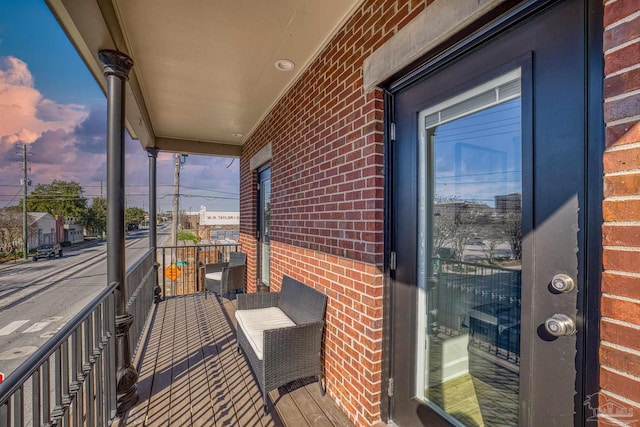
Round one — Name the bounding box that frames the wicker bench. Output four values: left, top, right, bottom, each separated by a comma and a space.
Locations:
235, 275, 327, 414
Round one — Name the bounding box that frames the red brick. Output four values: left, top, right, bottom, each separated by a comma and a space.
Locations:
600, 345, 640, 377
604, 92, 640, 123
597, 395, 640, 427
604, 67, 640, 99
601, 294, 640, 326
602, 272, 640, 300
604, 147, 640, 173
604, 0, 640, 28
606, 120, 640, 148
603, 173, 640, 197
604, 41, 640, 75
603, 225, 640, 248
603, 199, 640, 222
600, 368, 640, 405
604, 15, 640, 51
601, 320, 640, 352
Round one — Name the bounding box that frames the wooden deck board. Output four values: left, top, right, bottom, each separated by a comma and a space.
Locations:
145, 296, 176, 425
282, 380, 332, 427
126, 300, 166, 425
120, 293, 354, 427
169, 297, 194, 425
186, 296, 216, 426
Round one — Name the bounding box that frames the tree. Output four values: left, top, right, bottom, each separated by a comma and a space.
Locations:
125, 206, 146, 228
502, 211, 522, 260
22, 180, 89, 224
86, 197, 107, 236
481, 219, 504, 263
0, 210, 38, 254
432, 198, 491, 260
177, 230, 197, 244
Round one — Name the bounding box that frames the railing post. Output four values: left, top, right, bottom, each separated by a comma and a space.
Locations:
147, 148, 162, 303
98, 49, 138, 414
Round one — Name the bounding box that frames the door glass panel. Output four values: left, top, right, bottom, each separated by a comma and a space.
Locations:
259, 170, 271, 287
417, 69, 522, 426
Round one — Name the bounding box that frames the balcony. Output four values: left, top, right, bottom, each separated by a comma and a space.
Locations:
118, 293, 352, 427
0, 245, 353, 427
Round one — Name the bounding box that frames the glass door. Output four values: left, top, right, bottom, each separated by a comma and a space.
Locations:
258, 166, 271, 289
416, 69, 522, 426
389, 0, 591, 425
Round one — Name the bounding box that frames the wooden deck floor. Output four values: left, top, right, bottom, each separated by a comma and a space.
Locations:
119, 294, 353, 427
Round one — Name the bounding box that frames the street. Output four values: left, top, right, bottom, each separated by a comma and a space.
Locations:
0, 226, 169, 377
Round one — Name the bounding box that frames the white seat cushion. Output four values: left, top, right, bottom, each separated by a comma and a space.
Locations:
235, 307, 296, 360
205, 271, 222, 281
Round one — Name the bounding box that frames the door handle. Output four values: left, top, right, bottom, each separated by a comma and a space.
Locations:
551, 274, 575, 293
544, 314, 576, 337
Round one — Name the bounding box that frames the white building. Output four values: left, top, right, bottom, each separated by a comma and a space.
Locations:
28, 212, 58, 250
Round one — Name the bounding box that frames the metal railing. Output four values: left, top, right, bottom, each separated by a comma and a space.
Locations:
0, 249, 159, 426
0, 282, 118, 427
125, 249, 157, 360
157, 243, 241, 297
431, 258, 522, 366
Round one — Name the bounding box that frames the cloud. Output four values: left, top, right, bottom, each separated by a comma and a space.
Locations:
0, 56, 93, 193
0, 56, 87, 143
74, 105, 106, 154
0, 55, 238, 212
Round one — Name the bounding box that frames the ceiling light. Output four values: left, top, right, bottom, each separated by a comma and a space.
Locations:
232, 132, 244, 138
275, 59, 295, 71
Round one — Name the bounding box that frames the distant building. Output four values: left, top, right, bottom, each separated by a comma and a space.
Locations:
197, 206, 239, 243
198, 208, 240, 226
495, 193, 522, 214
28, 212, 59, 250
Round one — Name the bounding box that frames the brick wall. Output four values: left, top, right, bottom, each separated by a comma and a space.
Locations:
239, 1, 428, 425
271, 242, 384, 425
600, 0, 640, 422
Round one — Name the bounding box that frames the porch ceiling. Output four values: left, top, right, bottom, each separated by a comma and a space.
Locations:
45, 0, 363, 157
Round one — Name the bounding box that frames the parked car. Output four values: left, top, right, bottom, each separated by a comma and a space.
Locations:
33, 244, 63, 261
467, 237, 484, 245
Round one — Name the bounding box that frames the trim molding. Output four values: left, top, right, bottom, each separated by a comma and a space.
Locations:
250, 143, 273, 171
363, 0, 506, 92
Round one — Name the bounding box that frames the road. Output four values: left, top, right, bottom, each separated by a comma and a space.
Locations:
0, 225, 170, 377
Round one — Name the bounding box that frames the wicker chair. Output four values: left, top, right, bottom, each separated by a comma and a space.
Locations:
204, 251, 246, 298
235, 275, 327, 414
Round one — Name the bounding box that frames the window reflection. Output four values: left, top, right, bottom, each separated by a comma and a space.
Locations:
417, 70, 522, 426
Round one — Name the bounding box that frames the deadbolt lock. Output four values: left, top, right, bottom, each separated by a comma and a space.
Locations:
544, 314, 577, 337
551, 273, 575, 293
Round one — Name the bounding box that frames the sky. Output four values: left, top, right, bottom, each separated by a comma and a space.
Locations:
433, 98, 522, 208
0, 0, 239, 213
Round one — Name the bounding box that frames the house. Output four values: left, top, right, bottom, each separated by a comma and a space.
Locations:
0, 211, 64, 252
59, 216, 85, 244
27, 212, 58, 250
45, 0, 640, 425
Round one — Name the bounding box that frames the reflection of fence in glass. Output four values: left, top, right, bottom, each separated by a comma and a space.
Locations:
431, 258, 521, 366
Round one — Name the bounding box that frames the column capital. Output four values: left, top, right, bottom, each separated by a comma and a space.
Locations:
146, 147, 159, 158
98, 49, 133, 80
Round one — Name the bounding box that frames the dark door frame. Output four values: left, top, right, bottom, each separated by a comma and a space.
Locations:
381, 0, 603, 424
257, 164, 271, 292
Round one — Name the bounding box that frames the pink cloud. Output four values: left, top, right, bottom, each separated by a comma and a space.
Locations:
0, 56, 87, 143
0, 56, 238, 212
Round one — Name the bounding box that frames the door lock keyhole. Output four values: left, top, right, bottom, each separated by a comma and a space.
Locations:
544, 314, 576, 337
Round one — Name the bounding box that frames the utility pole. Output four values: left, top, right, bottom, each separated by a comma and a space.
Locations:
171, 154, 187, 247
22, 143, 28, 260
